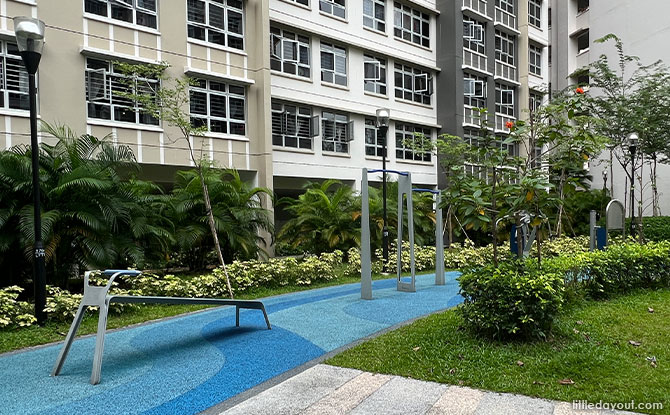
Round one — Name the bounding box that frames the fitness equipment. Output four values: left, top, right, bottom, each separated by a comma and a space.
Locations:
412, 188, 445, 285
361, 168, 415, 300
589, 199, 625, 251
509, 212, 537, 258
52, 270, 271, 385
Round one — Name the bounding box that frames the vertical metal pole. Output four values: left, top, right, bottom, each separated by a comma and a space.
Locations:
361, 169, 372, 300
589, 210, 597, 252
29, 72, 47, 325
380, 126, 389, 266
629, 147, 636, 238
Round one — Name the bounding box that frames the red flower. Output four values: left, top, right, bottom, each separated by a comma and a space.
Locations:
575, 87, 585, 94
505, 121, 515, 129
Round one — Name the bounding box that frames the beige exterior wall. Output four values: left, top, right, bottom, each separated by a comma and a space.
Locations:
3, 0, 272, 190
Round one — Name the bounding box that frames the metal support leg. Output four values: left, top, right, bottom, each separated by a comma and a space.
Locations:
90, 303, 110, 385
235, 305, 240, 327
51, 304, 87, 377
360, 168, 372, 300
260, 304, 272, 330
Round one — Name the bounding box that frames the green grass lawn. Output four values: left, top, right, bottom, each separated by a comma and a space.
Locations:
327, 289, 670, 413
0, 268, 437, 354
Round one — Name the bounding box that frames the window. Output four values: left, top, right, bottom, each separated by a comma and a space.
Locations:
272, 100, 315, 149
577, 30, 589, 54
495, 83, 515, 116
320, 42, 347, 86
393, 2, 430, 48
363, 0, 385, 32
85, 58, 159, 125
286, 0, 308, 5
320, 0, 345, 18
187, 0, 244, 50
0, 42, 29, 111
463, 17, 485, 54
394, 63, 433, 105
495, 30, 515, 65
321, 111, 352, 153
463, 74, 486, 108
365, 118, 385, 157
528, 0, 541, 28
270, 27, 311, 78
495, 0, 514, 14
529, 44, 542, 76
189, 78, 246, 135
577, 0, 589, 13
548, 7, 551, 28
364, 55, 387, 95
85, 0, 158, 29
463, 75, 487, 108
529, 91, 543, 113
395, 123, 431, 162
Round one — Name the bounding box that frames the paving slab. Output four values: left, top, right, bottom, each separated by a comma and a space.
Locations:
303, 372, 392, 415
426, 385, 484, 415
221, 365, 644, 415
349, 375, 447, 415
475, 391, 555, 415
222, 365, 361, 415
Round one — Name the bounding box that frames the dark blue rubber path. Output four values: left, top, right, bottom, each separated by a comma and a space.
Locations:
0, 272, 462, 415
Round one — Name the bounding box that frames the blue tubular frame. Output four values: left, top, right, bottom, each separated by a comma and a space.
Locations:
412, 188, 440, 194
367, 169, 409, 176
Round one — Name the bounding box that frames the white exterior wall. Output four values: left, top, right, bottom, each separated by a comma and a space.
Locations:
270, 0, 440, 189
552, 0, 670, 216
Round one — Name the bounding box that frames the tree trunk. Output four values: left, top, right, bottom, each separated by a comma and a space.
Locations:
185, 133, 234, 299
555, 168, 566, 237
446, 204, 453, 248
652, 155, 660, 216
491, 168, 498, 267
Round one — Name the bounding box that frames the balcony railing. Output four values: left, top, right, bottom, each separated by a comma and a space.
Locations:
463, 49, 488, 73
494, 7, 517, 30
495, 60, 517, 82
462, 0, 487, 17
495, 113, 515, 133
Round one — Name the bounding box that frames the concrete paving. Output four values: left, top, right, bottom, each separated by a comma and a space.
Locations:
220, 365, 641, 415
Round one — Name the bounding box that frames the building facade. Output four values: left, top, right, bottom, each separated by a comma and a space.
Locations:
435, 0, 550, 187
1, 0, 440, 218
269, 0, 440, 200
550, 0, 670, 215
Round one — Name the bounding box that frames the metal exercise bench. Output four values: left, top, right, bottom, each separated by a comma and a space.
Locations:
52, 270, 271, 385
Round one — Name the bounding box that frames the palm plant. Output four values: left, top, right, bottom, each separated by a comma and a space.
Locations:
170, 167, 273, 269
278, 180, 360, 254
0, 122, 149, 288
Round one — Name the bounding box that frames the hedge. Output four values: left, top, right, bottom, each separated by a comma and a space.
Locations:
0, 236, 593, 329
458, 240, 670, 339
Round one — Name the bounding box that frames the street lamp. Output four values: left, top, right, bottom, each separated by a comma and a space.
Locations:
376, 108, 390, 267
627, 132, 639, 239
14, 16, 46, 325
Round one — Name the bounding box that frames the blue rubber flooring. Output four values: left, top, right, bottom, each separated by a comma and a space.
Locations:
0, 272, 462, 415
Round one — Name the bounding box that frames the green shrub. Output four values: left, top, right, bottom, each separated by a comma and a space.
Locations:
546, 241, 670, 298
638, 217, 670, 242
458, 261, 564, 339
0, 286, 36, 328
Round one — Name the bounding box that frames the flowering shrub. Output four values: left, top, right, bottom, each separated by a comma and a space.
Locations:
0, 286, 36, 328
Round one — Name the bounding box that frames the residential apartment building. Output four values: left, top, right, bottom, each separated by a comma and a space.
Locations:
1, 0, 273, 193
550, 0, 670, 214
269, 0, 440, 199
1, 0, 440, 223
435, 0, 550, 186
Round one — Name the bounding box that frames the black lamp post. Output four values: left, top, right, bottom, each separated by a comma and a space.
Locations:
376, 108, 390, 266
627, 132, 639, 239
14, 16, 46, 325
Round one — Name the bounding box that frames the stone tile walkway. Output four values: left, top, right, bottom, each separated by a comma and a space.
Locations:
220, 365, 639, 415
